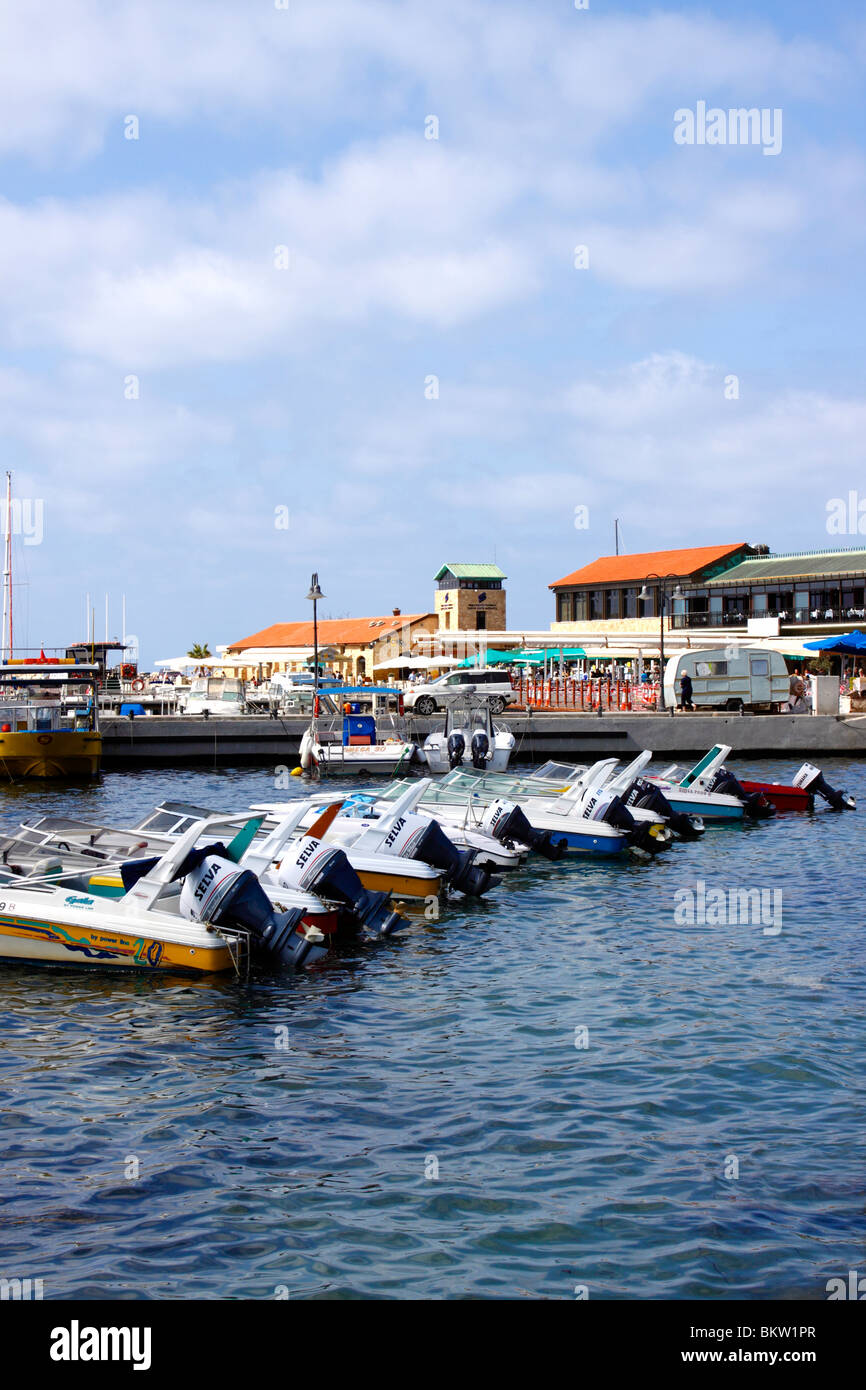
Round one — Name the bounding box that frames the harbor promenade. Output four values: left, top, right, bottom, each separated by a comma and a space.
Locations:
99, 710, 866, 767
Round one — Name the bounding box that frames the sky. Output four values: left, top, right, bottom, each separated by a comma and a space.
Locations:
1, 0, 865, 666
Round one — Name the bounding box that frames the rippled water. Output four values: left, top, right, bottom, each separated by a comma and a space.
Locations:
1, 759, 864, 1300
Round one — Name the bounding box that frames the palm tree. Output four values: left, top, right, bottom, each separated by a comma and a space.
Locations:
187, 642, 212, 677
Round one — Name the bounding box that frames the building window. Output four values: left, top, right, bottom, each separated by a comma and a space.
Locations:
558, 593, 572, 622
573, 592, 587, 621
623, 587, 637, 618
605, 589, 620, 619
476, 612, 486, 630
590, 590, 603, 620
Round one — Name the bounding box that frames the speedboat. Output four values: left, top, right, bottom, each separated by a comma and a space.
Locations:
0, 815, 330, 975
421, 699, 515, 774
377, 769, 672, 858
178, 676, 248, 716
298, 686, 415, 777
253, 782, 501, 899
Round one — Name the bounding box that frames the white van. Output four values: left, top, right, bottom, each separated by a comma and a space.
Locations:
663, 647, 790, 712
404, 669, 516, 715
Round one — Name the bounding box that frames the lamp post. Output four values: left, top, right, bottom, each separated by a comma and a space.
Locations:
305, 572, 325, 704
638, 573, 683, 710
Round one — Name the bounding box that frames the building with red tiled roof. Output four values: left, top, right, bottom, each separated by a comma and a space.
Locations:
550, 543, 755, 626
223, 611, 438, 681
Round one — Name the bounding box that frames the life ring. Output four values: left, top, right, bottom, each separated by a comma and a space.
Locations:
131, 678, 145, 692
37, 734, 53, 744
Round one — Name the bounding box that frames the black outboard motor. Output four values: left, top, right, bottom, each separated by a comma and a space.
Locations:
481, 799, 567, 860
624, 778, 705, 840
706, 767, 776, 819
599, 794, 671, 854
470, 730, 490, 770
120, 844, 322, 969
386, 813, 500, 896
276, 838, 405, 936
793, 762, 856, 811
447, 731, 466, 770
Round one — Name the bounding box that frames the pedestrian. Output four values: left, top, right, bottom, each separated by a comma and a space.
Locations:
679, 671, 694, 711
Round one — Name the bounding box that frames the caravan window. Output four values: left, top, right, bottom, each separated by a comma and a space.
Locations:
695, 660, 728, 677
750, 659, 769, 675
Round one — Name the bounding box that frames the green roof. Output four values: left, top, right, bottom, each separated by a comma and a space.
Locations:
435, 563, 507, 581
705, 548, 866, 585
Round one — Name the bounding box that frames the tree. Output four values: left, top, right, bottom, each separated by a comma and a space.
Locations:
187, 643, 212, 677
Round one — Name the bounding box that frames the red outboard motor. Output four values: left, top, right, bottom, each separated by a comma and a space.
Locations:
705, 767, 776, 819
447, 731, 466, 769
480, 800, 567, 860
792, 763, 856, 811
624, 777, 705, 840
470, 730, 490, 769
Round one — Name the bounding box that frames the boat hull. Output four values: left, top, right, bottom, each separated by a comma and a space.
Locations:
354, 868, 443, 901
0, 731, 102, 779
0, 910, 233, 974
739, 780, 812, 813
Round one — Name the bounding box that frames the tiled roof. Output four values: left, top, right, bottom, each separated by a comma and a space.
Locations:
550, 544, 748, 589
226, 614, 434, 652
705, 549, 866, 584
435, 563, 507, 581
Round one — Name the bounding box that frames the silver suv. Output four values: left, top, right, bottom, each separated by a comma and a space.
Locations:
404, 670, 515, 715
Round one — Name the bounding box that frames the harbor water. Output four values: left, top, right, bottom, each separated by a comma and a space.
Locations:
1, 759, 864, 1300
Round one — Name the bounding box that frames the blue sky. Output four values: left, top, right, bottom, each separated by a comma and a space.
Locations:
1, 0, 865, 664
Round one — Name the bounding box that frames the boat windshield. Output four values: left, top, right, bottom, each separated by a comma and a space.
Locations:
529, 761, 579, 781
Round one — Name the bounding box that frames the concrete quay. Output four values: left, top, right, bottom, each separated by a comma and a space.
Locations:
100, 711, 866, 768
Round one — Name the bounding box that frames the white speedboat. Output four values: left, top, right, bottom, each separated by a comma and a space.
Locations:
0, 815, 328, 975
421, 699, 515, 774
299, 686, 416, 777
178, 677, 247, 716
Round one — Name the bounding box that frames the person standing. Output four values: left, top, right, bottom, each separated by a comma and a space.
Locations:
679, 671, 694, 711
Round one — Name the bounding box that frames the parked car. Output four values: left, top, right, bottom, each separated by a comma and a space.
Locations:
403, 669, 516, 716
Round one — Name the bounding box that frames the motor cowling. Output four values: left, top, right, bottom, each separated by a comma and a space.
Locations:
480, 799, 567, 860
706, 767, 776, 818
447, 731, 466, 769
793, 762, 856, 811
470, 730, 490, 770
580, 786, 671, 853
276, 835, 404, 936
381, 811, 498, 896
177, 849, 321, 968
624, 777, 705, 840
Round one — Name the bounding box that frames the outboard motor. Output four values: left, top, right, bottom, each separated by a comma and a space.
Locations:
119, 845, 322, 969
447, 731, 466, 770
579, 786, 672, 854
793, 763, 856, 811
276, 835, 404, 936
624, 778, 705, 840
470, 730, 490, 770
480, 800, 567, 861
380, 812, 500, 896
705, 767, 776, 819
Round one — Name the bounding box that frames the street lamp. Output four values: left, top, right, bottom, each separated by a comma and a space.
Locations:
305, 572, 325, 704
639, 573, 684, 709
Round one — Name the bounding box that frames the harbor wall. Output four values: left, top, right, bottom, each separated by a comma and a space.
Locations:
100, 712, 866, 767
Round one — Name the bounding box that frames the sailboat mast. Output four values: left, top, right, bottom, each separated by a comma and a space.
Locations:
1, 471, 11, 663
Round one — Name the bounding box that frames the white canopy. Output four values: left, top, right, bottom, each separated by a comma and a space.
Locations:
372, 653, 463, 670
